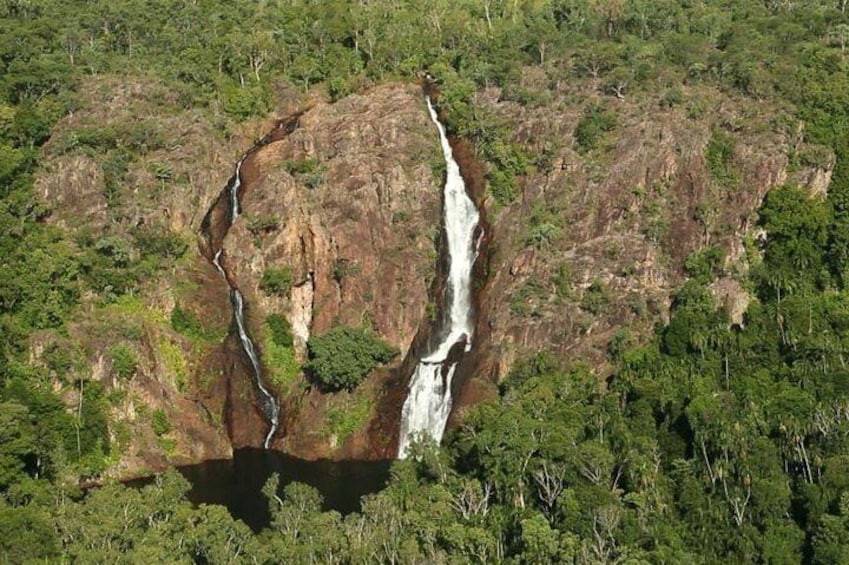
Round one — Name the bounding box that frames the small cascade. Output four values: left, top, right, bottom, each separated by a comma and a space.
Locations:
230, 157, 246, 221
397, 96, 481, 458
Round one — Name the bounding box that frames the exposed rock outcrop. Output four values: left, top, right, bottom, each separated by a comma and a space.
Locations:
32, 74, 834, 472
200, 84, 444, 457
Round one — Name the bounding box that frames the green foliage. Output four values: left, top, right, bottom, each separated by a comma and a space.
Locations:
218, 77, 271, 120
259, 267, 293, 298
151, 409, 171, 436
284, 158, 326, 188
574, 105, 616, 152
326, 394, 373, 444
332, 258, 359, 284
131, 226, 187, 261
581, 278, 611, 315
510, 278, 546, 317
705, 130, 739, 187
660, 87, 684, 108
246, 215, 279, 235
684, 245, 725, 281
553, 262, 572, 298
756, 184, 831, 296
107, 344, 137, 380
306, 326, 397, 392
263, 316, 300, 390
0, 504, 59, 563
3, 3, 849, 563
171, 305, 213, 341
525, 203, 564, 248
266, 314, 293, 348
157, 339, 188, 392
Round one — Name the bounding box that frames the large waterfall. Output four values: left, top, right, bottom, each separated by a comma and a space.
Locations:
210, 155, 280, 449
397, 96, 481, 458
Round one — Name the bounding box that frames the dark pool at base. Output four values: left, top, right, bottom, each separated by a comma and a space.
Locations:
162, 448, 391, 532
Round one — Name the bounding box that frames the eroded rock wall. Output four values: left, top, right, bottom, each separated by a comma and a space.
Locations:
32, 74, 834, 472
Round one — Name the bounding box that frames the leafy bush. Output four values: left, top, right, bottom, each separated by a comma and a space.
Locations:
171, 305, 209, 340
509, 278, 545, 317
684, 246, 726, 281
581, 278, 611, 315
107, 344, 137, 380
132, 226, 187, 261
246, 215, 280, 235
284, 158, 326, 188
574, 106, 616, 152
151, 409, 171, 436
553, 263, 572, 298
306, 326, 398, 391
524, 203, 564, 248
661, 88, 684, 108
332, 259, 359, 284
326, 396, 373, 443
706, 130, 738, 187
266, 314, 293, 347
218, 79, 272, 120
260, 267, 294, 297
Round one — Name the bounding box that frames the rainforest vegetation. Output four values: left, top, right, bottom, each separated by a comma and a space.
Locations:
3, 0, 849, 562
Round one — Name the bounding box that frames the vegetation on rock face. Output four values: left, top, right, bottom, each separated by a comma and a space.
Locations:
107, 343, 138, 381
263, 314, 299, 389
2, 0, 849, 562
306, 326, 398, 392
265, 314, 294, 348
574, 105, 617, 152
259, 267, 294, 298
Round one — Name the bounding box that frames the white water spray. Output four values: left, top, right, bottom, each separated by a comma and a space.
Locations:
397, 96, 481, 458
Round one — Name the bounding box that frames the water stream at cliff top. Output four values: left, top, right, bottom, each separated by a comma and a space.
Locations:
397, 96, 481, 458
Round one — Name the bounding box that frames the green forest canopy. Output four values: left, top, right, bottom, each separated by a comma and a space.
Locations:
2, 0, 849, 562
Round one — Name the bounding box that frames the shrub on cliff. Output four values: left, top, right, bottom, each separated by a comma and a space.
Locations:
266, 314, 293, 347
260, 267, 293, 297
306, 326, 398, 392
574, 105, 616, 152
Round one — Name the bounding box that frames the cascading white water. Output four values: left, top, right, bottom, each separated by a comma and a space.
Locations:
213, 249, 226, 278
230, 157, 245, 220
397, 96, 481, 458
209, 155, 280, 449
231, 289, 280, 449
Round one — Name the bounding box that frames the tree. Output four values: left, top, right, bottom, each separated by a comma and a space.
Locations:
306, 326, 397, 391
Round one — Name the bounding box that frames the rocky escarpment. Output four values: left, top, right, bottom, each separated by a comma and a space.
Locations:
33, 77, 245, 474
197, 84, 444, 457
30, 72, 835, 473
451, 76, 834, 420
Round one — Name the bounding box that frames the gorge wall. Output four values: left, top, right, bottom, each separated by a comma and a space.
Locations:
31, 74, 833, 473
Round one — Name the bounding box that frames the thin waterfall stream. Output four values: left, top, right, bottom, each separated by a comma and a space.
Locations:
207, 151, 280, 449
397, 95, 482, 458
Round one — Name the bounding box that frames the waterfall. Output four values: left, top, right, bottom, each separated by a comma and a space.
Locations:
209, 155, 280, 449
231, 289, 280, 449
230, 157, 246, 221
397, 96, 481, 458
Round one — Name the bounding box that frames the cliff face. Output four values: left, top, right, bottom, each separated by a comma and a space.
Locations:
32, 74, 832, 472
201, 84, 444, 456
455, 81, 831, 415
